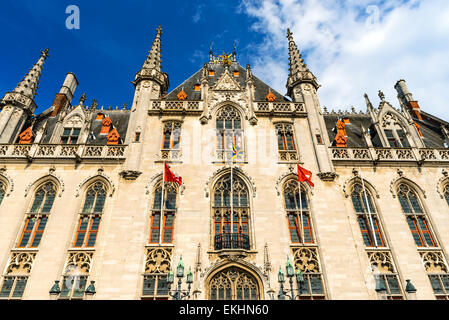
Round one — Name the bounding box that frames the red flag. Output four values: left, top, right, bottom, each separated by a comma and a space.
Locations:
164, 163, 182, 186
297, 164, 314, 187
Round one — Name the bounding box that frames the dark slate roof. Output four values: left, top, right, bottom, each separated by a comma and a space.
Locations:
87, 110, 130, 145
31, 108, 130, 145
324, 114, 375, 148
324, 111, 449, 148
163, 62, 290, 102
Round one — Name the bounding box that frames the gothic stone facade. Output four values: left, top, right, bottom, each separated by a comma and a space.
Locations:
0, 27, 448, 300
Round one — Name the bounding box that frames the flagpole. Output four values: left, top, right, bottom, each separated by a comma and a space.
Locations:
359, 167, 378, 247
159, 163, 165, 245
298, 177, 304, 245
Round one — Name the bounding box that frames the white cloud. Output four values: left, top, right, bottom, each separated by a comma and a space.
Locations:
193, 4, 205, 23
240, 0, 449, 120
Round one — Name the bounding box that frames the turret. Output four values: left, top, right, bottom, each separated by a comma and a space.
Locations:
0, 48, 50, 143
284, 29, 335, 181
395, 79, 422, 120
121, 26, 169, 180
286, 29, 318, 99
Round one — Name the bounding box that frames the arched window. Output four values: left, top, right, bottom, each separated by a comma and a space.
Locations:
209, 267, 259, 300
213, 174, 250, 250
283, 180, 313, 244
18, 182, 56, 248
149, 181, 178, 244
216, 106, 243, 159
397, 184, 436, 247
162, 122, 181, 150
444, 184, 449, 207
381, 113, 410, 148
276, 123, 296, 151
351, 183, 385, 247
73, 181, 107, 248
0, 181, 5, 205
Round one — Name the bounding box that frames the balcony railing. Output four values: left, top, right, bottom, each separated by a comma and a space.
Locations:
0, 144, 127, 161
330, 147, 449, 163
214, 233, 250, 250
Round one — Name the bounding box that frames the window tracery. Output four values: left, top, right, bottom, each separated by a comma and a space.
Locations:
212, 174, 250, 250
150, 182, 178, 244
283, 180, 312, 244
397, 184, 436, 247
216, 106, 243, 160
74, 182, 106, 248
18, 182, 56, 248
209, 267, 259, 300
292, 248, 325, 300
142, 248, 172, 300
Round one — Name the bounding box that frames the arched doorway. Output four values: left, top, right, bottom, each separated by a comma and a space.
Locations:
208, 266, 261, 300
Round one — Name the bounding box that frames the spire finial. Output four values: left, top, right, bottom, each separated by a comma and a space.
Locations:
79, 93, 87, 105
285, 29, 318, 96
13, 48, 50, 99
142, 26, 162, 71
364, 93, 374, 110
378, 90, 385, 102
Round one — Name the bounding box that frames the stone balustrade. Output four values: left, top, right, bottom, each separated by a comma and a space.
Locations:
0, 144, 127, 161
330, 147, 449, 163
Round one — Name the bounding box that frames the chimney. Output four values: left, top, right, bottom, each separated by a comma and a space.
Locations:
395, 79, 422, 120
50, 72, 78, 117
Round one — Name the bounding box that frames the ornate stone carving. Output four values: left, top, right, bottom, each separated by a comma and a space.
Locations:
292, 247, 321, 273
342, 175, 380, 199
24, 170, 64, 198
213, 71, 242, 91
390, 172, 426, 199
6, 252, 36, 275
144, 247, 172, 274
0, 168, 14, 196
367, 251, 395, 273
205, 166, 256, 198
436, 170, 449, 199
75, 169, 115, 197
420, 251, 448, 273
65, 252, 93, 275
120, 170, 142, 181
317, 171, 338, 182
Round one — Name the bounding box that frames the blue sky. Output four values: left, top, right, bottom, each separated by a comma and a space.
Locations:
1, 0, 449, 120
0, 0, 264, 114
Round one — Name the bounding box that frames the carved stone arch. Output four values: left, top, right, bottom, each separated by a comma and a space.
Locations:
342, 174, 380, 199
378, 103, 410, 130
436, 170, 449, 199
210, 101, 248, 121
275, 171, 314, 197
24, 171, 64, 198
202, 258, 267, 300
390, 173, 427, 199
63, 105, 86, 127
145, 172, 185, 196
75, 169, 115, 197
205, 166, 256, 198
0, 171, 14, 197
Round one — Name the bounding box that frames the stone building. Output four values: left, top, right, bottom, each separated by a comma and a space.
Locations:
0, 26, 448, 300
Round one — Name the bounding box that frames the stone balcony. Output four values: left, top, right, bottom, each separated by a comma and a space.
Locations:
330, 147, 449, 164
148, 100, 307, 117
254, 101, 305, 114
0, 144, 127, 163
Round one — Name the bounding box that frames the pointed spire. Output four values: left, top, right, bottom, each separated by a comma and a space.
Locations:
142, 26, 162, 71
286, 29, 318, 96
287, 29, 308, 76
14, 48, 50, 99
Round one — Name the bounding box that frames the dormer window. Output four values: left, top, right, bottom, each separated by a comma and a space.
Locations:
61, 128, 80, 144
385, 129, 409, 148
